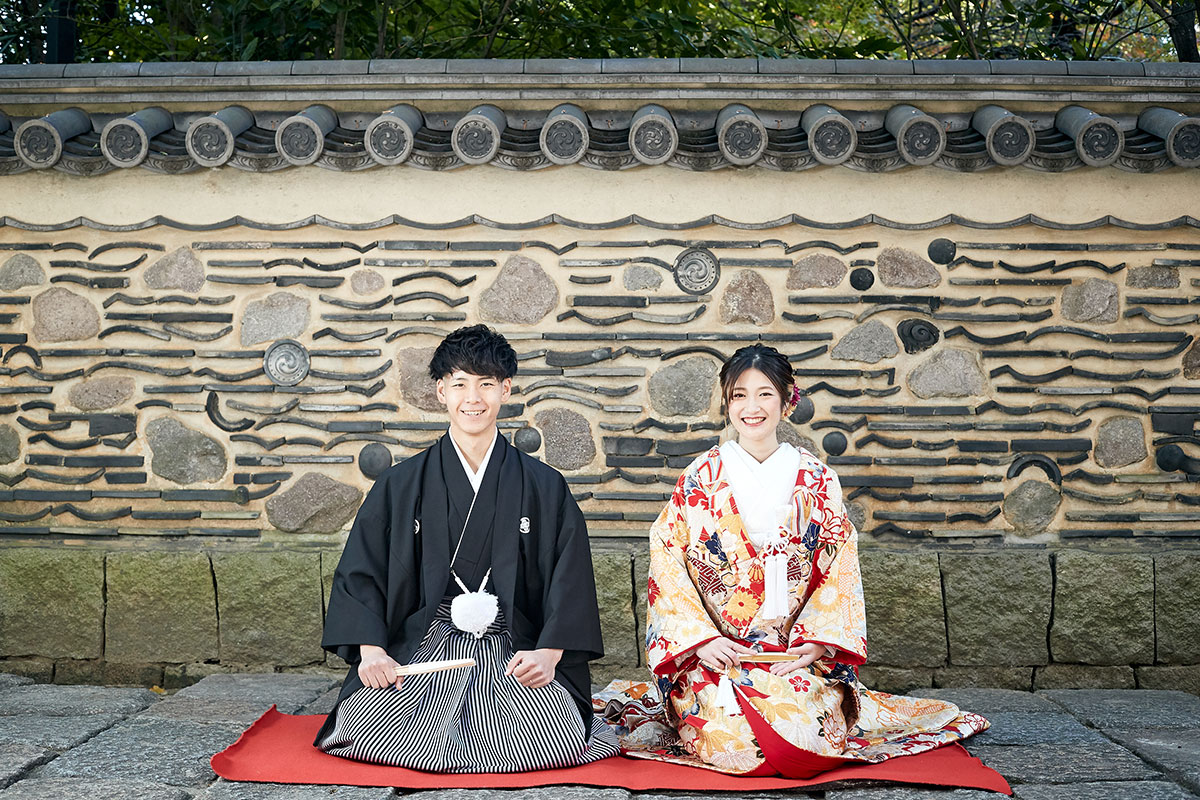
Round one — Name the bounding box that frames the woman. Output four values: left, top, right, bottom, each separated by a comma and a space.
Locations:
635, 344, 988, 776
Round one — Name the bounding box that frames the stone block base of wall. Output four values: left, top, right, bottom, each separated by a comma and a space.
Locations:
2, 543, 1197, 694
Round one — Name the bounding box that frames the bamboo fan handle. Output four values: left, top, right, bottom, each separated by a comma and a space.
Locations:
740, 652, 800, 663
393, 658, 476, 677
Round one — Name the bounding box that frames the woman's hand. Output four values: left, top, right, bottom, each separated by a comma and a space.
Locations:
769, 642, 831, 676
506, 648, 562, 689
358, 644, 403, 690
696, 637, 756, 670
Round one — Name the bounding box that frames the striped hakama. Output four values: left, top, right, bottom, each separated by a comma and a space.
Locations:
317, 604, 620, 772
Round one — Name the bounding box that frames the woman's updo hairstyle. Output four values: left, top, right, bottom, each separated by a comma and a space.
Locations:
718, 344, 798, 413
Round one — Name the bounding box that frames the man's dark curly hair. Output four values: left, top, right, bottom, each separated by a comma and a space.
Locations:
427, 324, 518, 381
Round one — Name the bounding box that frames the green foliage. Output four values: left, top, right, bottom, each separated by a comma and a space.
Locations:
0, 0, 1191, 63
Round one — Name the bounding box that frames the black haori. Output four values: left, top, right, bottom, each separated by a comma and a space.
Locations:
317, 605, 619, 772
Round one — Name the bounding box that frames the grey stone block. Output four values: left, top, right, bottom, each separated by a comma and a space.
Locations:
1138, 665, 1200, 697
934, 666, 1034, 691
36, 717, 242, 787
200, 782, 396, 799
0, 64, 66, 78
837, 59, 913, 74
988, 60, 1069, 75
173, 673, 336, 709
1144, 62, 1200, 77
1106, 727, 1200, 794
106, 551, 218, 664
967, 741, 1160, 784
1034, 664, 1136, 690
965, 712, 1106, 746
0, 743, 53, 791
1039, 689, 1200, 730
1157, 552, 1200, 663
1067, 61, 1145, 76
368, 59, 446, 73
63, 63, 141, 77
406, 791, 630, 800
0, 685, 156, 717
298, 687, 340, 716
1013, 783, 1199, 800
758, 58, 831, 74
0, 713, 124, 751
860, 550, 947, 667
139, 697, 289, 725
0, 778, 190, 800
138, 62, 217, 77
523, 59, 602, 74
1051, 550, 1154, 665
858, 666, 932, 694
942, 552, 1051, 666
0, 675, 32, 692
681, 57, 757, 73
913, 60, 990, 74
826, 789, 1004, 799
290, 60, 369, 75
213, 62, 294, 76
210, 551, 326, 665
907, 688, 1057, 713
0, 549, 104, 659
450, 59, 524, 74
592, 549, 636, 669
602, 58, 680, 73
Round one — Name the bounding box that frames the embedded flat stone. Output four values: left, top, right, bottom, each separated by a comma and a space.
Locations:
718, 269, 774, 326
0, 550, 105, 660
907, 688, 1057, 713
966, 712, 1106, 746
966, 742, 1159, 784
1050, 552, 1154, 665
201, 782, 396, 799
0, 424, 18, 466
397, 346, 442, 411
0, 254, 45, 292
1157, 553, 1200, 664
0, 685, 156, 717
240, 291, 309, 346
209, 554, 326, 665
1039, 689, 1200, 730
0, 778, 190, 800
35, 717, 243, 787
534, 407, 595, 471
67, 375, 136, 411
1013, 782, 1198, 800
648, 356, 717, 416
776, 422, 816, 453
478, 254, 559, 325
1106, 728, 1200, 794
1061, 278, 1118, 324
787, 253, 847, 289
906, 347, 987, 398
146, 417, 227, 484
1126, 265, 1180, 289
1185, 340, 1200, 380
0, 675, 32, 692
31, 287, 100, 342
144, 247, 204, 293
941, 552, 1052, 666
0, 743, 53, 791
1002, 480, 1061, 534
1094, 415, 1147, 468
0, 713, 124, 750
876, 247, 941, 288
265, 473, 363, 534
105, 551, 218, 664
349, 269, 385, 295
623, 264, 662, 291
831, 320, 899, 364
298, 687, 340, 715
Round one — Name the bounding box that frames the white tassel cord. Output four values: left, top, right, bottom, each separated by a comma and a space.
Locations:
714, 672, 741, 716
450, 568, 499, 639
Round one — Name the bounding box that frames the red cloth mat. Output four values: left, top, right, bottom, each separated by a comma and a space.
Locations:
212, 707, 1011, 793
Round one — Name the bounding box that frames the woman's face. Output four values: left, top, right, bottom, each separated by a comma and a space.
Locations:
726, 367, 784, 445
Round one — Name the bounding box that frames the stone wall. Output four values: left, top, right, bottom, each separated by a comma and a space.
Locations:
2, 542, 1198, 695
2, 143, 1200, 687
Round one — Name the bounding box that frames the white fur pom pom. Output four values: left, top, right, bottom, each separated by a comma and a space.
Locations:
451, 590, 499, 639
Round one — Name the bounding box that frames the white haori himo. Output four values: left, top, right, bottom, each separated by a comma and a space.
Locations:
317, 604, 619, 772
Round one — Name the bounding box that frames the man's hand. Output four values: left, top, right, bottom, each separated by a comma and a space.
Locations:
769, 643, 829, 676
358, 644, 403, 690
505, 648, 562, 689
696, 637, 756, 670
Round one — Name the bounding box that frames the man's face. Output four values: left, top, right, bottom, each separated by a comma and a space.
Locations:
436, 369, 512, 439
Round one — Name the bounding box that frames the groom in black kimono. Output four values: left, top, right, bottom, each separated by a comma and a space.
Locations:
315, 324, 616, 771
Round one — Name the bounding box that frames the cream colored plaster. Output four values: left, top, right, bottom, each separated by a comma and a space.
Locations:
1, 164, 1197, 229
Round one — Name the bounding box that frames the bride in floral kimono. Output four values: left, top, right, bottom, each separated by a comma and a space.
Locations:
625, 343, 989, 777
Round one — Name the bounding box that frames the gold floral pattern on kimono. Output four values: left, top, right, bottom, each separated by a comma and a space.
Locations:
636, 446, 989, 776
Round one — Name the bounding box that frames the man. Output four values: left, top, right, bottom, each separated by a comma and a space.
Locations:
315, 324, 618, 772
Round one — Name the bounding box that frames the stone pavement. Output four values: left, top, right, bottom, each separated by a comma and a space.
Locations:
1, 673, 1198, 799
